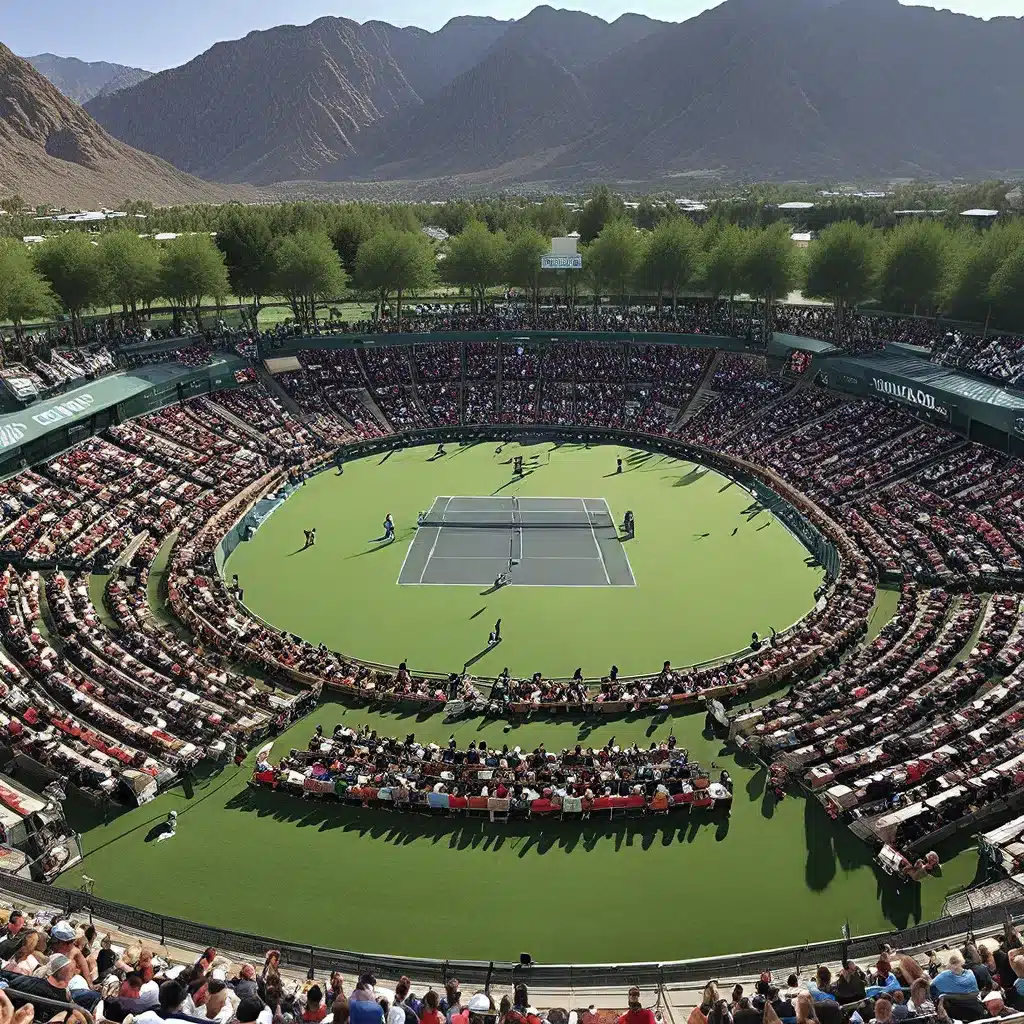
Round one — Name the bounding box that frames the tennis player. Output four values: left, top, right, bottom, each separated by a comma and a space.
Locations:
383, 513, 395, 541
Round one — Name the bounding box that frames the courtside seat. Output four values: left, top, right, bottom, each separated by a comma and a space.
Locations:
650, 791, 670, 813
427, 791, 450, 811
561, 794, 583, 818
448, 794, 469, 813
468, 796, 489, 815
529, 798, 556, 816
624, 794, 647, 814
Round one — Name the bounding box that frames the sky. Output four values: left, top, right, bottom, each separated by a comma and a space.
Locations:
6, 0, 1023, 71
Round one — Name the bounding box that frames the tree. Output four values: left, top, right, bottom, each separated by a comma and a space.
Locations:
98, 232, 161, 323
217, 211, 278, 325
637, 218, 700, 312
274, 231, 347, 330
353, 230, 436, 326
878, 221, 948, 315
159, 234, 230, 329
585, 219, 641, 311
330, 206, 382, 276
33, 232, 104, 341
576, 186, 622, 245
946, 222, 1024, 327
742, 223, 799, 340
988, 245, 1024, 331
0, 241, 57, 342
505, 230, 550, 317
703, 224, 748, 325
0, 195, 24, 216
803, 221, 878, 342
442, 221, 508, 312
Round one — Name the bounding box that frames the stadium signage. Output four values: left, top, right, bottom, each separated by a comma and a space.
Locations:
541, 255, 583, 270
31, 393, 95, 428
871, 377, 937, 410
0, 423, 27, 450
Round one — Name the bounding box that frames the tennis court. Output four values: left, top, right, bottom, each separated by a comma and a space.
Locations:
397, 495, 636, 587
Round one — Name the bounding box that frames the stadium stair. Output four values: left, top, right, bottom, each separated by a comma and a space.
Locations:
255, 364, 307, 423
202, 396, 274, 446
359, 388, 395, 433
674, 350, 723, 428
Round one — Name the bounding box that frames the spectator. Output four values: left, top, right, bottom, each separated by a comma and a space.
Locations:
932, 953, 981, 997
349, 978, 384, 1024
304, 986, 327, 1023
419, 991, 443, 1024
908, 979, 934, 1015
619, 989, 657, 1024
0, 915, 25, 959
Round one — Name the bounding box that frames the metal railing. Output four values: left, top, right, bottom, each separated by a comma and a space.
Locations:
3, 871, 1021, 989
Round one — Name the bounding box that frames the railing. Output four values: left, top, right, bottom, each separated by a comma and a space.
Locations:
8, 870, 1019, 988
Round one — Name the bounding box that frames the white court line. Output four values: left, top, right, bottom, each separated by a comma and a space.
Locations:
396, 495, 449, 584
398, 581, 636, 588
418, 496, 452, 584
583, 497, 612, 585
426, 554, 603, 561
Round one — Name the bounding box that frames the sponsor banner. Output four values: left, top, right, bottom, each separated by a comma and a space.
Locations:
30, 393, 95, 428
541, 255, 582, 270
871, 377, 949, 420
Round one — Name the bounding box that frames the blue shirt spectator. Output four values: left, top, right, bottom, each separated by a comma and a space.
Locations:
931, 954, 980, 998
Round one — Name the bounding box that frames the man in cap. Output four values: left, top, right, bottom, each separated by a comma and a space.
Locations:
6, 953, 98, 1019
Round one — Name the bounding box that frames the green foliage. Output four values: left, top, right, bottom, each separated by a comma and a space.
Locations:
0, 240, 57, 335
217, 210, 278, 321
98, 231, 162, 320
988, 245, 1024, 329
878, 221, 949, 314
637, 218, 700, 309
159, 234, 230, 327
330, 206, 383, 275
505, 230, 549, 310
702, 224, 748, 305
585, 219, 641, 307
577, 186, 623, 245
32, 232, 104, 339
274, 231, 347, 329
946, 222, 1024, 324
353, 230, 436, 322
742, 223, 798, 303
443, 221, 508, 311
804, 222, 878, 339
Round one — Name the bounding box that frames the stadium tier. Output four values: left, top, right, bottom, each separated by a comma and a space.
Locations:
6, 315, 1024, 980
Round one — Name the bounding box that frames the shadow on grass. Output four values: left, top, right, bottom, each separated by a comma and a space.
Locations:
223, 784, 736, 855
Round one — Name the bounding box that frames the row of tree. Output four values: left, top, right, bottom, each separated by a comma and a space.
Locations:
6, 210, 1024, 340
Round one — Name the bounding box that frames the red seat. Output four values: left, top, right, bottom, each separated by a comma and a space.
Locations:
592, 796, 614, 810
530, 798, 556, 814
624, 794, 646, 809
468, 796, 489, 810
449, 795, 468, 810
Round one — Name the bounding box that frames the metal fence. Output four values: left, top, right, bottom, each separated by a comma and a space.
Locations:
4, 871, 1022, 989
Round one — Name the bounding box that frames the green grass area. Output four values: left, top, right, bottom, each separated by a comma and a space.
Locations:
227, 442, 825, 678
57, 695, 981, 964
53, 452, 974, 965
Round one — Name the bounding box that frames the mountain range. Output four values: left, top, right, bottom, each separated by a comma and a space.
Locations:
7, 0, 1024, 201
0, 45, 250, 207
26, 54, 152, 105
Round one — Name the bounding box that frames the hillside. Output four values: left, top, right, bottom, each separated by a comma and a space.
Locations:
26, 53, 152, 104
80, 0, 1024, 186
0, 45, 244, 207
84, 17, 433, 184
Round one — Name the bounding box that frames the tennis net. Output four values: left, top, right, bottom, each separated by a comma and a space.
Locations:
417, 510, 616, 530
